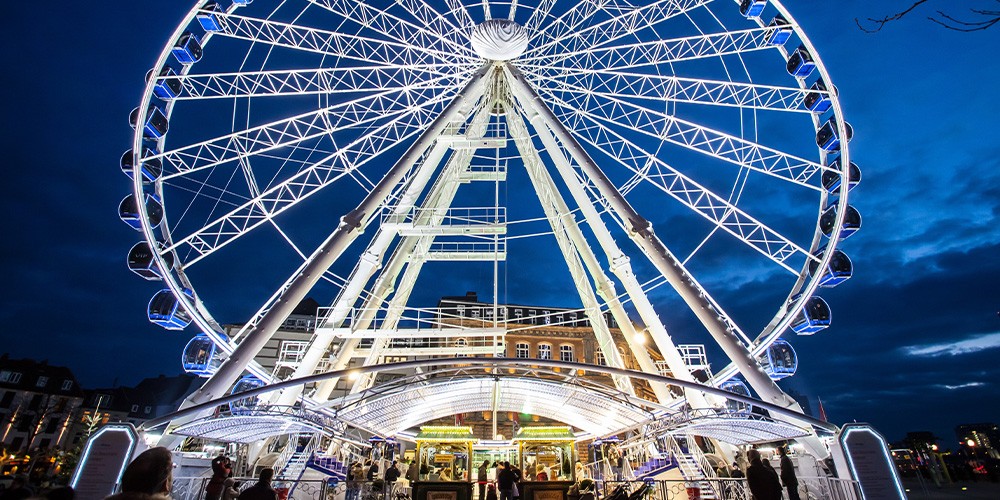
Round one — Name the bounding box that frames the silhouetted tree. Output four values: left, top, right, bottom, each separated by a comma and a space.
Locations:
856, 0, 1000, 32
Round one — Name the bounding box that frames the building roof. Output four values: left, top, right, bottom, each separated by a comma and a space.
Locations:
0, 354, 84, 398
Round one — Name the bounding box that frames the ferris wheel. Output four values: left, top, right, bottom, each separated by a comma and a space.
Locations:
120, 0, 860, 444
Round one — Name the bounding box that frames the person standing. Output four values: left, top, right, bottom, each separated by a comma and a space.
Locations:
497, 462, 516, 500
778, 446, 800, 500
237, 468, 278, 500
104, 447, 173, 500
385, 461, 401, 496
745, 450, 781, 500
477, 460, 490, 500
222, 478, 240, 500
348, 463, 364, 500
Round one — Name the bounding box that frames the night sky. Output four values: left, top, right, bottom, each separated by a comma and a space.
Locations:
1, 0, 998, 447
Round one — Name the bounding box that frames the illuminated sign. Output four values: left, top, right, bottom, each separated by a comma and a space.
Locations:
836, 424, 906, 500
70, 424, 139, 500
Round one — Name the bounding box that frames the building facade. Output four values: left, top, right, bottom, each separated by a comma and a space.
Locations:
0, 355, 84, 452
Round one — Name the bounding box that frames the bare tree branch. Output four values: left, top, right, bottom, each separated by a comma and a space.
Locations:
856, 0, 1000, 32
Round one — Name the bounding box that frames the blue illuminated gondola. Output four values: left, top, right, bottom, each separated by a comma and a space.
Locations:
119, 193, 163, 230
816, 117, 852, 152
148, 288, 194, 330
147, 66, 183, 100
764, 15, 792, 46
182, 334, 221, 376
820, 204, 862, 240
130, 106, 169, 139
790, 296, 831, 335
172, 32, 203, 64
229, 375, 265, 414
786, 46, 815, 78
759, 339, 797, 380
121, 147, 163, 183
821, 157, 862, 194
233, 0, 253, 5
719, 379, 753, 416
739, 0, 766, 18
127, 242, 175, 280
804, 79, 832, 113
197, 2, 225, 32
808, 248, 853, 287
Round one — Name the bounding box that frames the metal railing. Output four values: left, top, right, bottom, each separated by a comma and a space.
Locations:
797, 475, 862, 500
601, 479, 751, 500
171, 477, 332, 500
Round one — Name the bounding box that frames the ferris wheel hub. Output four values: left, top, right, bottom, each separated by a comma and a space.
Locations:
469, 20, 528, 61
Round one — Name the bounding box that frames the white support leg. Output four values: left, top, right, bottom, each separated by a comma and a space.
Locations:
505, 100, 640, 397
504, 65, 827, 459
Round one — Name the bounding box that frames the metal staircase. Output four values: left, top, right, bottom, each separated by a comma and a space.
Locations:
276, 433, 320, 497
664, 435, 719, 500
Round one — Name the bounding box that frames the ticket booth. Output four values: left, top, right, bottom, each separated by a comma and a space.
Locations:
413, 426, 475, 500
515, 427, 577, 500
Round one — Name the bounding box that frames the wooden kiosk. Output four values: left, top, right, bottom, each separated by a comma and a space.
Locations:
515, 427, 577, 500
412, 426, 475, 500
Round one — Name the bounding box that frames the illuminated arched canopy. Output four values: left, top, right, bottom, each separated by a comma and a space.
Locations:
335, 376, 656, 437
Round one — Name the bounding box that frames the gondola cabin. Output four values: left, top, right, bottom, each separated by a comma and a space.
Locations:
229, 375, 265, 414
127, 242, 175, 280
804, 79, 832, 113
739, 0, 766, 18
119, 193, 163, 231
719, 379, 753, 416
121, 147, 163, 183
233, 0, 252, 5
759, 339, 797, 380
133, 106, 169, 139
820, 204, 862, 240
198, 2, 225, 32
786, 46, 815, 78
172, 32, 203, 64
816, 118, 853, 152
789, 296, 831, 335
182, 334, 221, 376
148, 66, 183, 100
808, 248, 853, 287
148, 288, 194, 330
764, 15, 792, 46
821, 157, 862, 194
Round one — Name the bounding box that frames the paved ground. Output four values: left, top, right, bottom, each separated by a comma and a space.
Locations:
900, 478, 1000, 499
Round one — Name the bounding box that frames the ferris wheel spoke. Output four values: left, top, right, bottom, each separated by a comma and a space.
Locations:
170, 65, 468, 100
305, 0, 471, 56
523, 0, 557, 33
529, 69, 819, 113
395, 0, 472, 49
164, 93, 454, 266
524, 0, 711, 61
538, 95, 810, 272
212, 12, 475, 68
156, 71, 469, 180
444, 0, 477, 31
522, 26, 776, 71
546, 81, 827, 189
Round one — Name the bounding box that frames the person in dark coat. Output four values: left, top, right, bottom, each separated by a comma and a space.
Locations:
384, 461, 401, 495
497, 462, 516, 500
761, 460, 783, 499
745, 450, 782, 500
104, 447, 173, 500
778, 446, 800, 500
366, 460, 379, 481
237, 468, 278, 500
477, 460, 490, 500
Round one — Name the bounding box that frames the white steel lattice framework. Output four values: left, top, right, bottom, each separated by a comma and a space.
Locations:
123, 0, 858, 459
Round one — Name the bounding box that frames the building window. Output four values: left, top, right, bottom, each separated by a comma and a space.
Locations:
0, 371, 21, 383
537, 344, 552, 360
543, 311, 551, 324
0, 391, 14, 408
131, 404, 139, 413
568, 312, 577, 325
596, 351, 607, 366
45, 417, 59, 434
61, 380, 73, 391
37, 376, 49, 388
515, 343, 529, 359
455, 338, 468, 357
144, 406, 152, 414
560, 345, 575, 362
514, 309, 523, 319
